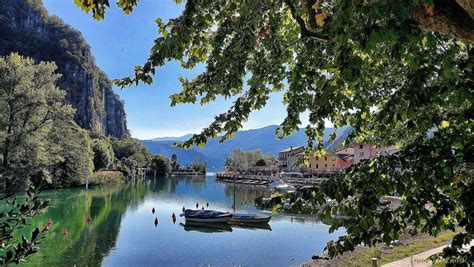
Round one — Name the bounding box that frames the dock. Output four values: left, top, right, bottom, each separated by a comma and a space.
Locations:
215, 171, 338, 187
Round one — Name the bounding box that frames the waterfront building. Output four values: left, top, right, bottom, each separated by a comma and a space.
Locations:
353, 143, 399, 164
278, 146, 305, 172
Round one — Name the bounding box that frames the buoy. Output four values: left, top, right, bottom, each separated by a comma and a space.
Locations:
46, 218, 53, 229
172, 213, 176, 219
152, 207, 155, 214
154, 217, 159, 227
206, 202, 209, 207
182, 206, 186, 212
61, 228, 68, 237
86, 215, 92, 223
196, 202, 199, 209
201, 206, 204, 210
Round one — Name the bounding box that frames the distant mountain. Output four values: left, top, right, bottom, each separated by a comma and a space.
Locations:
141, 125, 351, 171
151, 134, 193, 142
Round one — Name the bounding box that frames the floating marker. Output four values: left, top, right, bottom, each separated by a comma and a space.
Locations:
196, 202, 199, 209
61, 228, 68, 237
206, 202, 209, 207
182, 206, 186, 212
152, 207, 155, 214
201, 206, 204, 210
46, 218, 53, 229
154, 217, 159, 227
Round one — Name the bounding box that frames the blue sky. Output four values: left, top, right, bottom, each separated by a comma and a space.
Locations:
42, 0, 291, 139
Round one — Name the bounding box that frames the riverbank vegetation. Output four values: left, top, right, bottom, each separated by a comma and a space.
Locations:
78, 0, 473, 264
0, 53, 166, 263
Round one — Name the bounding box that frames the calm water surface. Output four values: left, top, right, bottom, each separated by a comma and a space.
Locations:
24, 176, 344, 266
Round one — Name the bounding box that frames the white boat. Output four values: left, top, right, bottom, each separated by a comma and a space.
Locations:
180, 209, 233, 223
230, 213, 272, 224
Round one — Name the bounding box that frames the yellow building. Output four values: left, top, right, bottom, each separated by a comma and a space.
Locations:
305, 147, 354, 172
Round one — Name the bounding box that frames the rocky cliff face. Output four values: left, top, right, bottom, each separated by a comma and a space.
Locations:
0, 0, 127, 138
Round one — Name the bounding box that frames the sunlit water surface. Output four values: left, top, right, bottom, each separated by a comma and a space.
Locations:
22, 176, 344, 266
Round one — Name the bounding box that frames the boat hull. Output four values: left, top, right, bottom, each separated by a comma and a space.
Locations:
230, 213, 272, 224
182, 209, 233, 223
185, 216, 232, 223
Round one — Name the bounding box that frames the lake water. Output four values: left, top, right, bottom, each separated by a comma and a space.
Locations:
23, 176, 344, 266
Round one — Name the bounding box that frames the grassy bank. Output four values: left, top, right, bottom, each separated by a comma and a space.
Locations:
90, 171, 126, 186
305, 231, 456, 266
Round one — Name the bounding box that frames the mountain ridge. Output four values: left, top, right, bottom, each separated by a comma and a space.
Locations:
142, 125, 352, 171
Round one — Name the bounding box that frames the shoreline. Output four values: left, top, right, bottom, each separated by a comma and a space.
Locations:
302, 231, 456, 266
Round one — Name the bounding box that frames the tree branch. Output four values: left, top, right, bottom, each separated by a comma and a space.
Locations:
283, 0, 327, 42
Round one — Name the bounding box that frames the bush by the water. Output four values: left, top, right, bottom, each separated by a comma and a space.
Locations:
90, 171, 125, 186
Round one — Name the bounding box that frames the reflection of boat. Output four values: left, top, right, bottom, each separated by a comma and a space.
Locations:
230, 213, 272, 224
180, 222, 233, 233
230, 222, 272, 231
180, 209, 233, 223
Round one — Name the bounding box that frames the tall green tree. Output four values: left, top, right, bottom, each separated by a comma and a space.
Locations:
76, 0, 473, 263
0, 53, 93, 264
48, 123, 94, 188
0, 53, 74, 192
91, 137, 115, 170
148, 155, 172, 177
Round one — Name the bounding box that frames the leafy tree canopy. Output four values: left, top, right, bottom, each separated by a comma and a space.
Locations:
91, 137, 115, 170
148, 155, 172, 177
76, 0, 473, 263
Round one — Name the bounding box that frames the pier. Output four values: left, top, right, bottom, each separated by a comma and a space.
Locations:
215, 168, 340, 187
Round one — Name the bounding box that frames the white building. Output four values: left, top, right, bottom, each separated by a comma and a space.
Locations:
278, 146, 304, 172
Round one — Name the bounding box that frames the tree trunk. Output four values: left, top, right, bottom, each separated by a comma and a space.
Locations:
415, 0, 474, 43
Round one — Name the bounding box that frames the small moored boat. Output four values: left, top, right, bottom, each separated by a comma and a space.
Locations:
180, 209, 233, 223
230, 213, 272, 224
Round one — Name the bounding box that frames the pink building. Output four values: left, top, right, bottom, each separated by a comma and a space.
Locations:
353, 144, 399, 164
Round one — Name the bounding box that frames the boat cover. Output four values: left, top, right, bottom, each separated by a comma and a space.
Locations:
184, 209, 232, 218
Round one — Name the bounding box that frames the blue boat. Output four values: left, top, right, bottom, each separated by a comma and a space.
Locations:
180, 209, 233, 223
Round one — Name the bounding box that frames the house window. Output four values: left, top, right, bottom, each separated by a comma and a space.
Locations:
332, 164, 335, 167
309, 164, 312, 168
325, 164, 327, 168
360, 152, 364, 157
332, 156, 336, 161
359, 144, 363, 149
316, 164, 319, 169
324, 156, 327, 161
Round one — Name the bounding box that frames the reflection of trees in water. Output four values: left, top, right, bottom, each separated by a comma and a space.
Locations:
24, 181, 150, 266
223, 183, 267, 208
181, 176, 207, 191
272, 214, 324, 225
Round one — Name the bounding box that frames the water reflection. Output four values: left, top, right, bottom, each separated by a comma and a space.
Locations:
180, 222, 233, 233
22, 176, 344, 266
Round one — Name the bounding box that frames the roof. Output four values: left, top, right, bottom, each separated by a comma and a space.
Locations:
279, 146, 304, 153
334, 147, 354, 155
